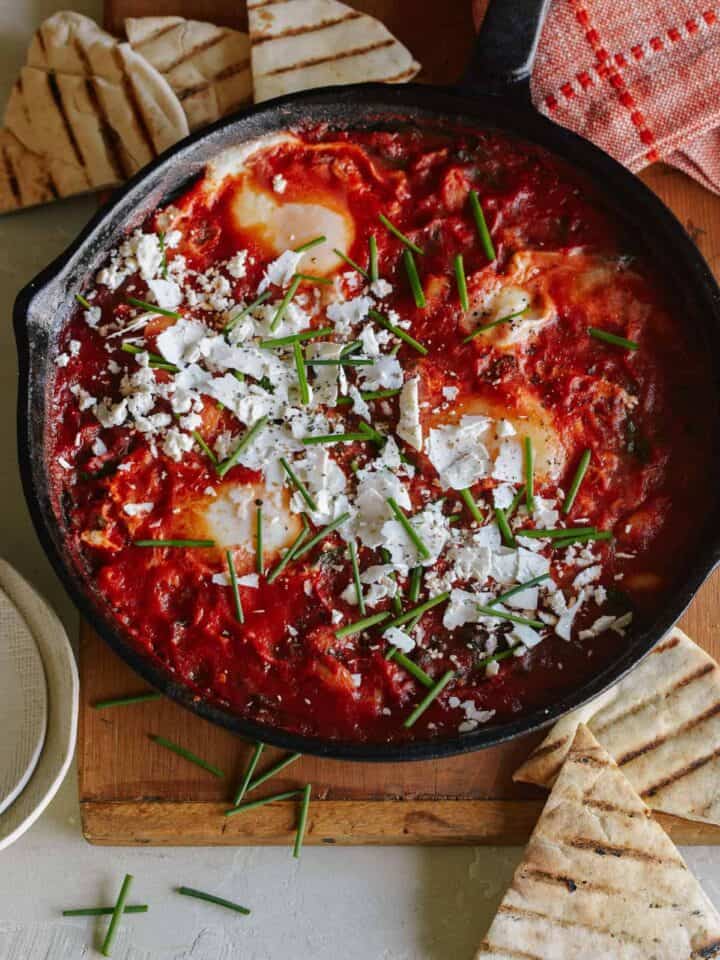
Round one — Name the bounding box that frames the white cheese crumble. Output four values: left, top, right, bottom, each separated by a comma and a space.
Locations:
123, 502, 154, 517
396, 376, 422, 451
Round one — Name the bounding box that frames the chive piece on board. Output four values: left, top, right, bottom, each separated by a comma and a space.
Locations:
245, 752, 303, 795
93, 692, 162, 710
494, 507, 516, 548
333, 248, 369, 278
270, 275, 302, 332
403, 249, 426, 308
454, 252, 469, 311
563, 448, 592, 515
294, 235, 326, 253
524, 436, 535, 514
226, 550, 245, 624
587, 326, 639, 351
280, 456, 317, 511
349, 541, 366, 615
476, 605, 544, 629
459, 487, 483, 524
468, 190, 496, 261
368, 308, 428, 355
224, 789, 302, 818
387, 497, 430, 560
126, 296, 180, 319
223, 291, 271, 334
384, 592, 450, 630
216, 416, 269, 478
176, 887, 251, 915
403, 670, 454, 729
149, 735, 225, 778
101, 874, 133, 957
62, 905, 148, 917
378, 213, 424, 255
293, 783, 312, 859
134, 539, 215, 548
369, 234, 379, 282
233, 741, 265, 807
335, 611, 390, 639
292, 513, 350, 560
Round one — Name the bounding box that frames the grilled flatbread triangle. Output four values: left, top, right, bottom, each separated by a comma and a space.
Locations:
514, 628, 720, 827
248, 0, 420, 103
0, 129, 54, 214
477, 725, 720, 959
125, 16, 253, 131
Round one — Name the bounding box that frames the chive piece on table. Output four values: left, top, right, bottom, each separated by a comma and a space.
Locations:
468, 190, 496, 261
292, 513, 350, 561
245, 752, 303, 795
488, 574, 551, 608
233, 741, 265, 807
260, 326, 333, 348
408, 566, 422, 604
524, 436, 535, 514
270, 275, 302, 332
135, 539, 215, 548
75, 293, 92, 309
476, 605, 544, 629
349, 542, 366, 615
63, 905, 148, 917
293, 783, 312, 859
369, 234, 379, 282
193, 430, 218, 467
223, 291, 271, 335
588, 326, 639, 351
216, 416, 269, 478
459, 488, 483, 524
388, 648, 434, 688
403, 670, 454, 729
462, 308, 527, 343
176, 887, 251, 916
563, 449, 592, 515
255, 506, 264, 575
454, 253, 469, 311
335, 611, 390, 639
403, 249, 426, 308
494, 507, 516, 548
126, 297, 181, 319
280, 456, 317, 511
101, 874, 133, 957
368, 308, 428, 355
294, 235, 326, 253
93, 692, 162, 710
149, 735, 225, 778
266, 524, 310, 584
378, 213, 424, 255
384, 592, 450, 630
387, 497, 430, 560
224, 788, 302, 818
333, 248, 368, 279
226, 550, 245, 624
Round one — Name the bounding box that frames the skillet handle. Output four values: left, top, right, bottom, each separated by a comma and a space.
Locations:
459, 0, 552, 98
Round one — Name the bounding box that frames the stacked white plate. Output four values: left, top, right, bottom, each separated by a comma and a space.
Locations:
0, 558, 78, 849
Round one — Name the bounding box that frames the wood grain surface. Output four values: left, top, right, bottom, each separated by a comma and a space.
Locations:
81, 0, 720, 846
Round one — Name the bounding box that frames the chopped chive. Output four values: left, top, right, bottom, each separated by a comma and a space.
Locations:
158, 231, 168, 279
339, 340, 362, 358
225, 789, 302, 817
296, 272, 332, 285
126, 296, 180, 319
75, 292, 92, 309
245, 752, 302, 794
293, 513, 350, 560
223, 291, 271, 334
404, 670, 454, 728
387, 648, 434, 688
378, 213, 424, 255
294, 235, 326, 253
379, 546, 403, 615
403, 249, 426, 308
408, 566, 422, 604
462, 307, 527, 343
280, 457, 317, 511
101, 874, 133, 957
520, 526, 598, 539
255, 506, 264, 575
260, 326, 333, 349
387, 497, 430, 560
63, 905, 148, 917
552, 530, 613, 548
476, 605, 544, 629
149, 735, 224, 778
302, 432, 368, 445
384, 592, 450, 630
563, 449, 592, 515
588, 327, 639, 351
335, 387, 402, 406
293, 784, 312, 858
193, 430, 218, 466
176, 887, 250, 916
357, 420, 385, 445
233, 741, 265, 806
454, 253, 469, 311
333, 248, 368, 278
469, 190, 496, 261
459, 488, 483, 523
304, 357, 373, 367
270, 275, 302, 332
488, 574, 551, 607
266, 523, 310, 583
494, 507, 516, 548
93, 692, 162, 710
369, 234, 379, 282
476, 648, 516, 672
216, 416, 269, 478
524, 436, 535, 514
507, 485, 526, 519
121, 342, 179, 372
335, 611, 390, 639
349, 542, 366, 615
226, 550, 244, 624
368, 309, 428, 355
135, 539, 215, 548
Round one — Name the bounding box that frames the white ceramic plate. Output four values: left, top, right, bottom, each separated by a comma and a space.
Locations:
0, 559, 78, 851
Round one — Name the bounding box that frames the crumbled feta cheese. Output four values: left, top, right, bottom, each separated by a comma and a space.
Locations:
55, 353, 69, 367
442, 385, 459, 402
426, 416, 492, 490
147, 277, 182, 311
272, 173, 287, 194
358, 353, 404, 392
370, 278, 393, 299
383, 626, 415, 653
94, 398, 128, 428
162, 428, 194, 461
396, 376, 422, 451
327, 295, 373, 334
227, 250, 248, 279
258, 250, 303, 292
123, 502, 154, 517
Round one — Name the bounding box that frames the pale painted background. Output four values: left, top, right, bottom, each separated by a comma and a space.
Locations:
0, 3, 718, 957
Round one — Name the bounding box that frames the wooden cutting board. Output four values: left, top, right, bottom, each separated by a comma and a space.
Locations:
79, 0, 720, 847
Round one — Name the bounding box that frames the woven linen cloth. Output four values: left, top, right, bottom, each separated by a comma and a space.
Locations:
474, 0, 720, 193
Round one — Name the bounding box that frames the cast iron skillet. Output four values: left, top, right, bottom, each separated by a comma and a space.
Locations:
14, 0, 720, 761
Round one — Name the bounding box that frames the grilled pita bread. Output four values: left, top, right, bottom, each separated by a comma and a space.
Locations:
0, 129, 54, 214
477, 725, 720, 959
515, 627, 720, 827
248, 0, 420, 103
1, 11, 188, 211
125, 16, 253, 131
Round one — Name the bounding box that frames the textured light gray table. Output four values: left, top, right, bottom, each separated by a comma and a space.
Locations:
1, 3, 719, 957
